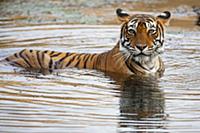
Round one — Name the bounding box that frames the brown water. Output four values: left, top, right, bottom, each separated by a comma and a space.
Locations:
0, 23, 200, 133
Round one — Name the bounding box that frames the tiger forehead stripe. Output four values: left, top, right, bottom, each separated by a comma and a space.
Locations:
127, 15, 157, 29
128, 19, 138, 28
146, 22, 156, 30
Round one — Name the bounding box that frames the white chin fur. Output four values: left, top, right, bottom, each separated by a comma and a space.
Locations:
133, 55, 151, 63
133, 55, 159, 71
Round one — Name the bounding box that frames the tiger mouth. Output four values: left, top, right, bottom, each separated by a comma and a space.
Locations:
136, 53, 149, 57
130, 50, 154, 57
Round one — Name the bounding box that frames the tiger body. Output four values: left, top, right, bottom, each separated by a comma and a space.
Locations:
3, 9, 171, 76
4, 42, 164, 76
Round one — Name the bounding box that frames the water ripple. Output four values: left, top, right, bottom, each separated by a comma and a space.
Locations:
0, 24, 200, 132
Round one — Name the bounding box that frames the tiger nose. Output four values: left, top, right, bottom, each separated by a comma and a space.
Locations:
136, 44, 147, 51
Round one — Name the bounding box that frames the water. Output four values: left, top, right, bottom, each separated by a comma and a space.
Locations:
0, 23, 200, 133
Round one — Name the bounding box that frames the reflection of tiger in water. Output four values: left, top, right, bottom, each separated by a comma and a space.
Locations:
3, 9, 171, 76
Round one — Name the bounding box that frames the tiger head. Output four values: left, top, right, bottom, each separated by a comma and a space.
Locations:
116, 8, 171, 63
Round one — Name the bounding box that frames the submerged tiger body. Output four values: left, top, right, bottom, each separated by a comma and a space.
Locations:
3, 9, 171, 76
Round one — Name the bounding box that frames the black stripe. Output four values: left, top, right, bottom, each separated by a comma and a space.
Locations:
83, 54, 90, 68
50, 51, 55, 56
55, 53, 70, 69
48, 59, 53, 69
50, 52, 62, 57
120, 24, 126, 38
12, 61, 24, 67
19, 49, 32, 68
125, 61, 135, 74
90, 54, 96, 61
125, 57, 139, 74
14, 53, 18, 58
58, 53, 70, 62
73, 54, 83, 67
74, 59, 81, 67
158, 27, 163, 46
65, 55, 76, 67
19, 49, 26, 55
158, 23, 164, 38
30, 49, 33, 53
36, 51, 42, 68
90, 54, 97, 69
95, 54, 101, 69
44, 50, 48, 53
151, 32, 158, 37
158, 26, 162, 38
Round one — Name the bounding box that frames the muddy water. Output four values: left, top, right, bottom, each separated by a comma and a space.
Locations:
0, 23, 200, 133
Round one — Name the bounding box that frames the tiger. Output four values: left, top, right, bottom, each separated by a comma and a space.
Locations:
2, 8, 171, 76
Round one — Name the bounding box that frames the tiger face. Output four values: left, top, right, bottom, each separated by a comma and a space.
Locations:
116, 9, 171, 63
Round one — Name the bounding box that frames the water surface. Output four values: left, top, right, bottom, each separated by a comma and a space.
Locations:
0, 23, 200, 133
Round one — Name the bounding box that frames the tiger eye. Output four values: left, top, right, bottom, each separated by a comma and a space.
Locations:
128, 29, 136, 36
148, 29, 157, 35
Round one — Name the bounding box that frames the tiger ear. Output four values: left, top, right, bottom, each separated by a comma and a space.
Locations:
116, 8, 130, 22
157, 11, 171, 26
